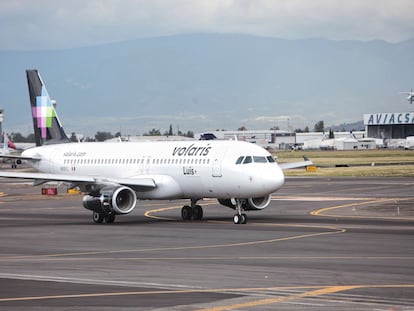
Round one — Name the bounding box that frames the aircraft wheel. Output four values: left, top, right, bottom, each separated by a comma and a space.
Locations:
233, 214, 241, 224
92, 211, 104, 223
104, 214, 116, 223
241, 213, 247, 224
192, 205, 203, 220
181, 205, 193, 220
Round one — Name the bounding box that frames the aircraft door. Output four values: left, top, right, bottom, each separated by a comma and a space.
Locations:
212, 157, 222, 177
212, 145, 229, 177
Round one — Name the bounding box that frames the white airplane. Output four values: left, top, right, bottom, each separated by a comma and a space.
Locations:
0, 133, 34, 168
0, 70, 312, 224
400, 89, 414, 104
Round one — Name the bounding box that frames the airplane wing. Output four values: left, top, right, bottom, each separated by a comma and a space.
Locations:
0, 154, 41, 162
278, 157, 313, 170
0, 171, 156, 191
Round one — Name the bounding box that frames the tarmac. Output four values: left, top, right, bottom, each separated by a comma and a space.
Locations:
0, 176, 413, 310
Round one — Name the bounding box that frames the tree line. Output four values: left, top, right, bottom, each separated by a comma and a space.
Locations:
8, 121, 327, 143
8, 125, 195, 143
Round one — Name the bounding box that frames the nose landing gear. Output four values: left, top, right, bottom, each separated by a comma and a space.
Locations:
233, 198, 247, 224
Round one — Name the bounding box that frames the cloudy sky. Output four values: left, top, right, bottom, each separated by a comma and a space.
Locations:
1, 0, 413, 50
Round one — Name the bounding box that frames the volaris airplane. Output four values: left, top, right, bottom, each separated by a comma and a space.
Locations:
0, 70, 312, 224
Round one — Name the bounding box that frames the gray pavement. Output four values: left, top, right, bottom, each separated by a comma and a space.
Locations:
0, 177, 413, 310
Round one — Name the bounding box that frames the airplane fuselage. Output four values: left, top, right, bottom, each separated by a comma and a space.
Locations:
22, 140, 285, 200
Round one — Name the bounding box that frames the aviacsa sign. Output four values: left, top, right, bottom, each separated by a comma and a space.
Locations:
364, 112, 414, 125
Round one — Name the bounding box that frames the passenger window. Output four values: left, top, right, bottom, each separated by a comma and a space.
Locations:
236, 156, 244, 164
243, 156, 252, 164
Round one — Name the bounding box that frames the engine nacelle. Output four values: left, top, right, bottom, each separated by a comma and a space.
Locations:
217, 198, 235, 209
82, 186, 137, 215
218, 194, 272, 211
244, 195, 272, 210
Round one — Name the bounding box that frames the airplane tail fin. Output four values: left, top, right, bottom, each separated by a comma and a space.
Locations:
26, 70, 70, 146
4, 133, 16, 150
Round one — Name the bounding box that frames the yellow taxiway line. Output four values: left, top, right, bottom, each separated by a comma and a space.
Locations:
0, 284, 413, 306
310, 197, 414, 220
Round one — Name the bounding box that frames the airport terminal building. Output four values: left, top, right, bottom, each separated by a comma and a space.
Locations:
364, 112, 414, 139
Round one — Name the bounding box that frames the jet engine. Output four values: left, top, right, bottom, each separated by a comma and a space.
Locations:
82, 186, 137, 215
218, 194, 272, 211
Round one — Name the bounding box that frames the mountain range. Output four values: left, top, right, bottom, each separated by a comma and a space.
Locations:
0, 34, 413, 136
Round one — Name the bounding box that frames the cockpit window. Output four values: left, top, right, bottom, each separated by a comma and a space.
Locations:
236, 156, 244, 164
237, 155, 275, 164
253, 156, 267, 163
243, 156, 252, 164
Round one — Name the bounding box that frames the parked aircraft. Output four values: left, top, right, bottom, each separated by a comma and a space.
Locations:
0, 70, 311, 224
1, 133, 34, 153
0, 133, 11, 155
0, 133, 22, 168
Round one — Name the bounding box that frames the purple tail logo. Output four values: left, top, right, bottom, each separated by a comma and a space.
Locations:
33, 86, 56, 139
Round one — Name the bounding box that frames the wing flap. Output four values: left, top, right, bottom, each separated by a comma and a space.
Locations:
109, 177, 156, 188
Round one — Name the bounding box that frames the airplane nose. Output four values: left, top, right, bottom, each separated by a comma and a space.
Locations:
257, 164, 285, 193
270, 165, 285, 190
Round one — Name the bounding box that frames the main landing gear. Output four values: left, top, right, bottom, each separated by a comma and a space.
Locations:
181, 199, 203, 221
233, 199, 247, 224
92, 211, 116, 224
181, 198, 248, 224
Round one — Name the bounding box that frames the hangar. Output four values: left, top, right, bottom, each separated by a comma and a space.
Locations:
364, 112, 414, 139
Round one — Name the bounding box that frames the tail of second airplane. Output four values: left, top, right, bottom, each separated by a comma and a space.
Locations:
26, 69, 70, 146
1, 133, 10, 155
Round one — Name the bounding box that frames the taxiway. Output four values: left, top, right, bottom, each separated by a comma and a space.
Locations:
0, 177, 413, 310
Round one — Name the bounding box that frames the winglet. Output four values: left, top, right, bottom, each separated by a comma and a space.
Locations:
26, 70, 70, 146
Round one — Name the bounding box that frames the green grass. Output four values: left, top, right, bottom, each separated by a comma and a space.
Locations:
275, 149, 414, 177
284, 165, 414, 177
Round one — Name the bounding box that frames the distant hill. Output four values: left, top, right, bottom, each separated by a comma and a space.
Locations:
0, 34, 413, 136
329, 121, 365, 132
